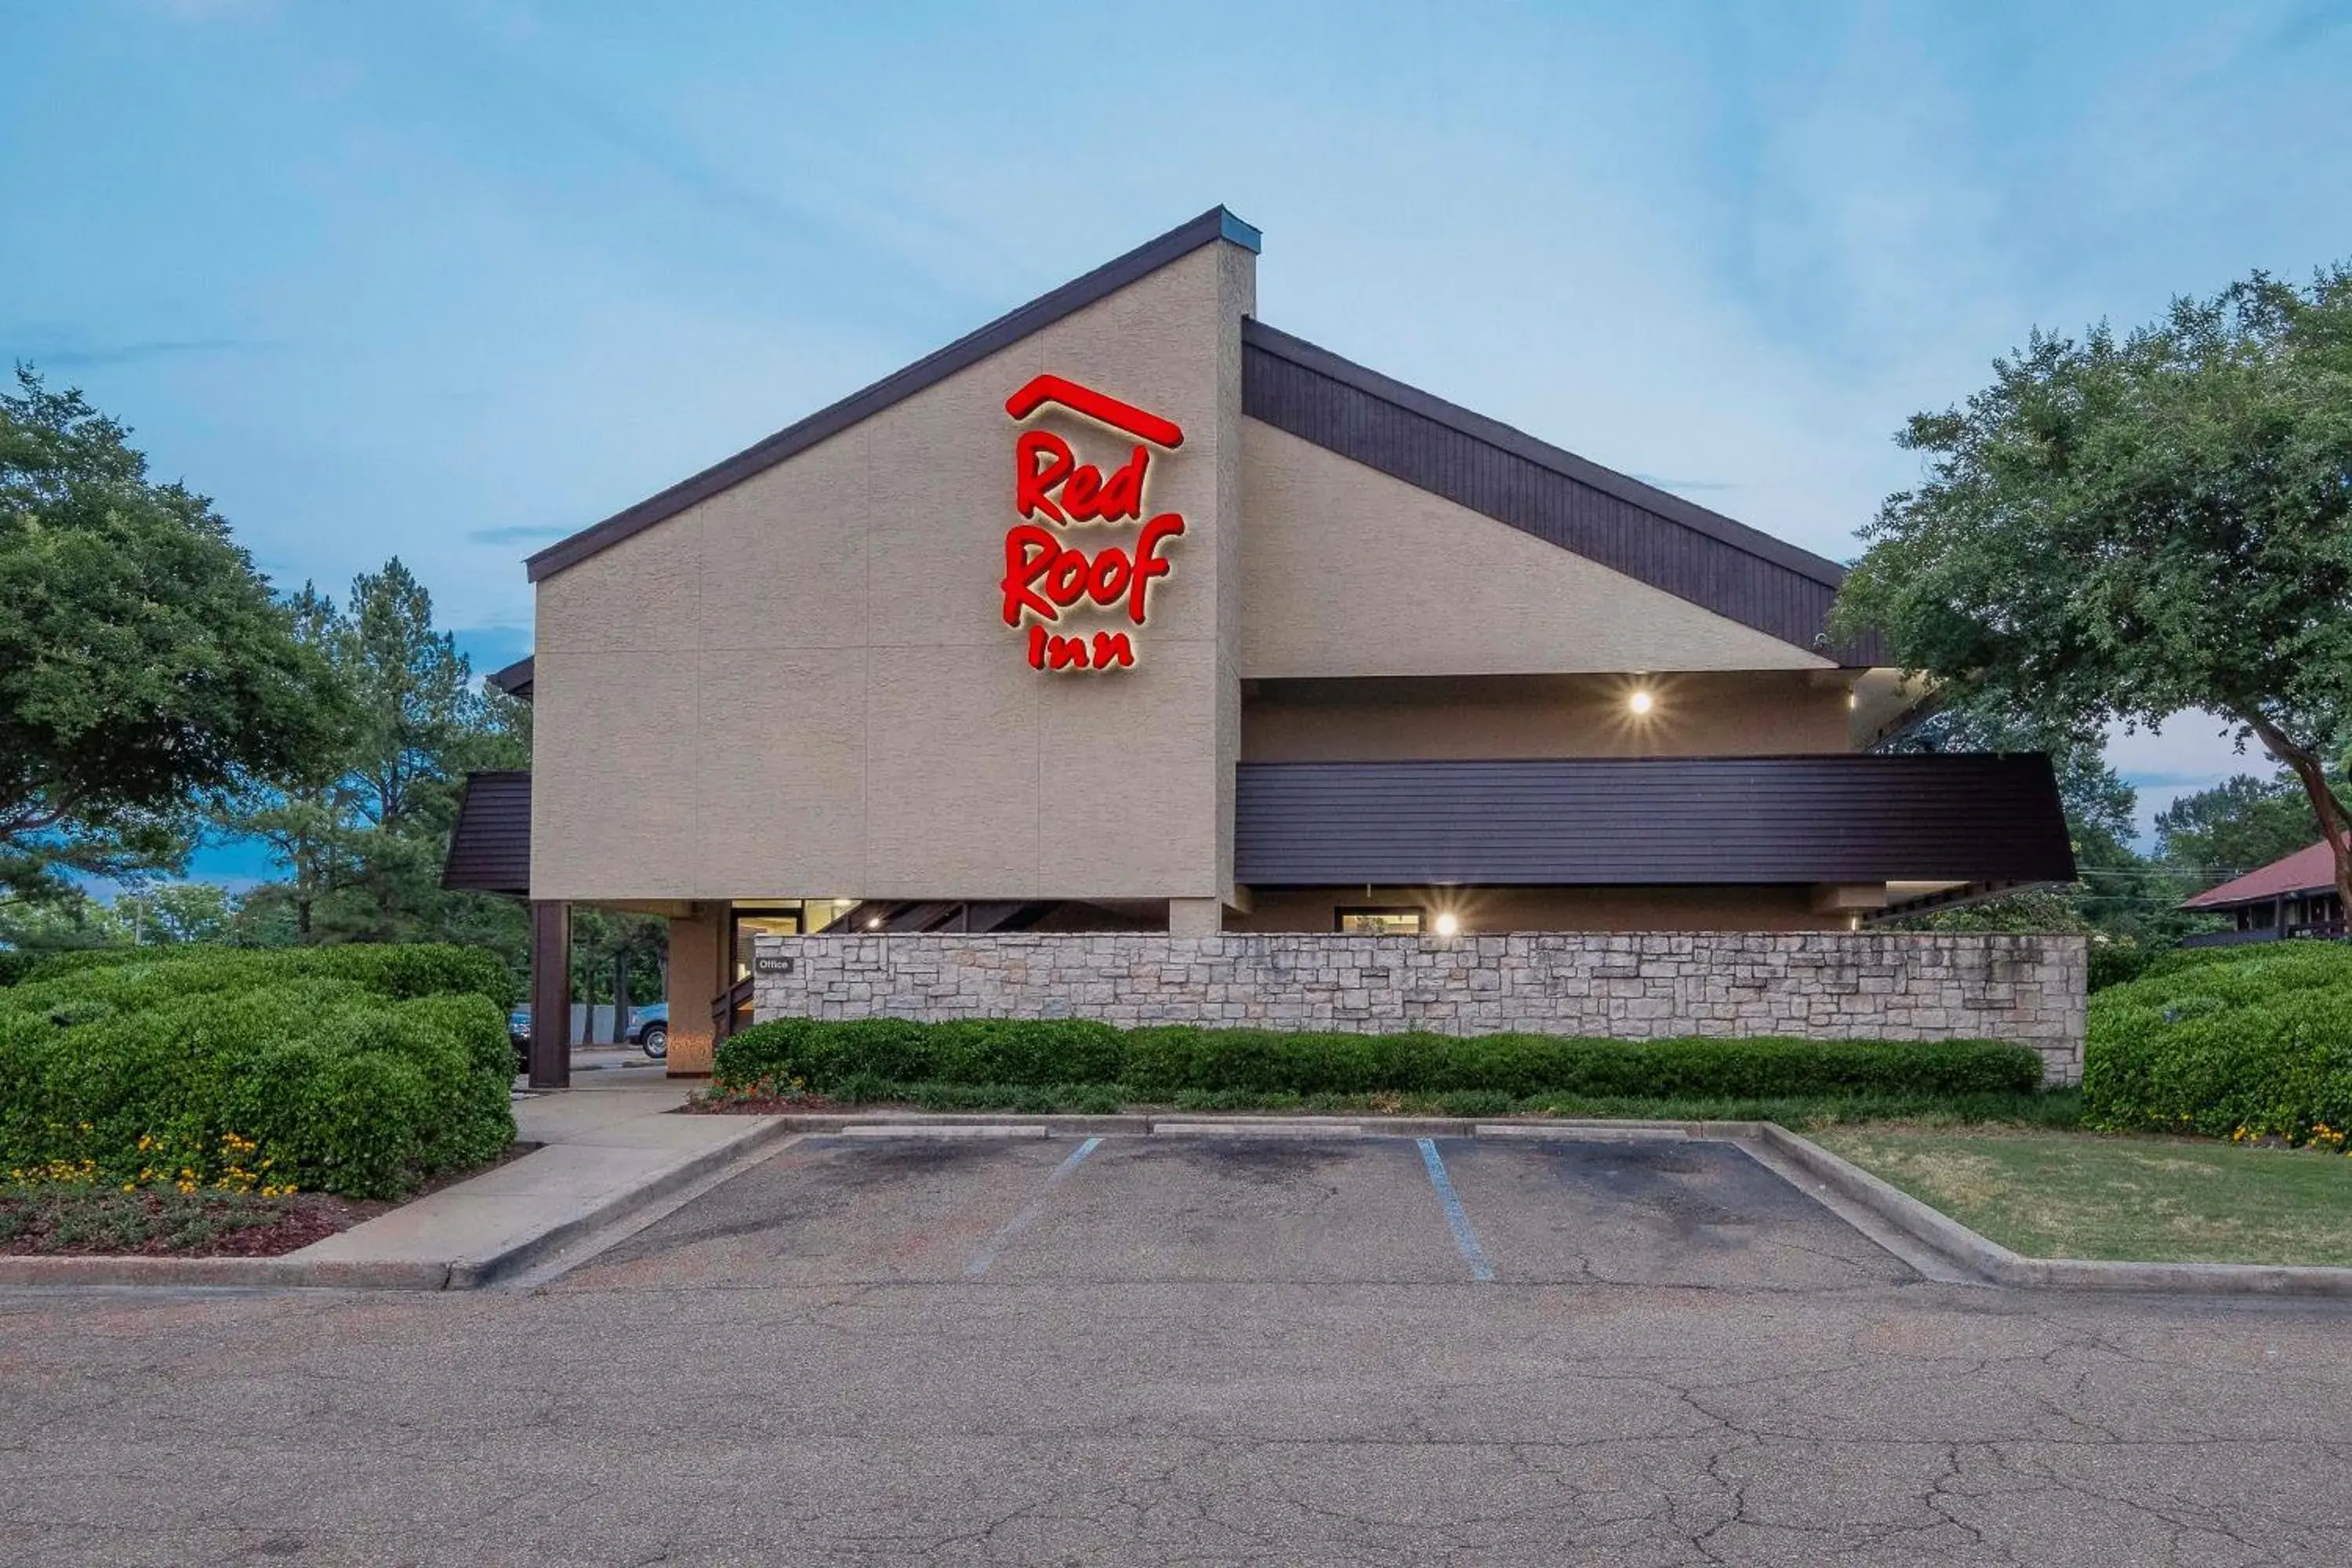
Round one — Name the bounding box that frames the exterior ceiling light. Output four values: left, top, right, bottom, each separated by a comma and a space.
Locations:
1628, 689, 1655, 717
866, 916, 884, 930
1433, 911, 1461, 937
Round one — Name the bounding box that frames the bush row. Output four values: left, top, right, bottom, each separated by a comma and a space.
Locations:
0, 944, 518, 1200
713, 1017, 2045, 1101
2083, 941, 2352, 1142
706, 1074, 2081, 1127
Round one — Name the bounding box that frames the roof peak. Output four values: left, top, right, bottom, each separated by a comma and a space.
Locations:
524, 206, 1258, 583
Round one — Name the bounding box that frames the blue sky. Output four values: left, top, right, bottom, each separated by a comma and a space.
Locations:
9, 0, 2351, 885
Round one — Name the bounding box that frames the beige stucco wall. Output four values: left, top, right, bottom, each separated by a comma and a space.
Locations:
1239, 420, 1837, 680
1241, 671, 1853, 761
532, 239, 1255, 904
1227, 885, 1837, 935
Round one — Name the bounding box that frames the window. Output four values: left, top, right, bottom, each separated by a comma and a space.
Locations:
1336, 906, 1423, 936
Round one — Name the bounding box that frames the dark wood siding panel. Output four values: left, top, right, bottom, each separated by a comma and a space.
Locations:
1242, 328, 1887, 665
441, 771, 532, 895
1233, 755, 2074, 887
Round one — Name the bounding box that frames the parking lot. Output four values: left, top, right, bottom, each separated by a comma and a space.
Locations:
8, 1123, 2351, 1565
561, 1129, 1915, 1294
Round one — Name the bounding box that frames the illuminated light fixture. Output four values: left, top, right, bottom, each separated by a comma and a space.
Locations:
1433, 911, 1461, 938
866, 916, 884, 930
1847, 690, 1860, 710
1628, 688, 1655, 717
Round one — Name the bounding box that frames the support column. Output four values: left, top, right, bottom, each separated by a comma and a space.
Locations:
528, 899, 571, 1091
666, 904, 725, 1077
1168, 897, 1223, 936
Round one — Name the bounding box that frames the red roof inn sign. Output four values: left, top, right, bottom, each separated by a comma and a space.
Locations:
1000, 375, 1185, 672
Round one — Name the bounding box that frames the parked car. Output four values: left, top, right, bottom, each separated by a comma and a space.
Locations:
506, 1003, 669, 1068
632, 1003, 668, 1059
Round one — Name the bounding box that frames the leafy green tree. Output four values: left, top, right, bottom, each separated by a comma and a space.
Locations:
1887, 700, 2183, 937
216, 558, 535, 970
568, 906, 668, 1040
216, 583, 362, 939
0, 368, 343, 904
1834, 266, 2352, 916
328, 560, 481, 941
0, 881, 241, 952
2155, 771, 2329, 883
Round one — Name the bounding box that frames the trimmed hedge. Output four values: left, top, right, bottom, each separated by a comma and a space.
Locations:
2084, 941, 2352, 1142
714, 1017, 2044, 1102
0, 945, 517, 1200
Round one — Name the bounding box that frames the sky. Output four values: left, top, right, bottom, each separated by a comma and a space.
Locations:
7, 0, 2351, 886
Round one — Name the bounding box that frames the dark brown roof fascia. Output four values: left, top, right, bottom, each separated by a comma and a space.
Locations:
485, 655, 534, 700
524, 206, 1263, 583
441, 770, 532, 896
1232, 753, 2074, 887
1240, 319, 1887, 664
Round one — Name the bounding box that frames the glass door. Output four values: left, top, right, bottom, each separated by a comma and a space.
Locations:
726, 908, 804, 1037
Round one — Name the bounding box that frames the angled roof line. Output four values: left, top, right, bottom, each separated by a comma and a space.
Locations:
1239, 319, 1883, 662
524, 206, 1261, 583
2180, 840, 2338, 909
1240, 318, 1848, 590
485, 655, 535, 699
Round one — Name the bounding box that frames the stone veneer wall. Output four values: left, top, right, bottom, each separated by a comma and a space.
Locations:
750, 931, 2088, 1084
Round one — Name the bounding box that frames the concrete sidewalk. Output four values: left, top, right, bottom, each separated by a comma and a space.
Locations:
0, 1080, 793, 1290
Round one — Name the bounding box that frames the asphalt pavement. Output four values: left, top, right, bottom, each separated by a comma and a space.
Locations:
3, 1130, 2347, 1565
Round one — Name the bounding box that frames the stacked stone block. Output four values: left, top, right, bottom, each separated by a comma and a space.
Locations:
750, 931, 2087, 1083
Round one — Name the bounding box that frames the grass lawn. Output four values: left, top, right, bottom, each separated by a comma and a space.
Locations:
1813, 1126, 2352, 1267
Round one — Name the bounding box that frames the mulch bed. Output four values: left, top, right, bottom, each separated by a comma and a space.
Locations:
0, 1142, 542, 1259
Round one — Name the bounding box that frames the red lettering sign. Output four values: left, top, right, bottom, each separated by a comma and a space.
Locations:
1001, 376, 1184, 673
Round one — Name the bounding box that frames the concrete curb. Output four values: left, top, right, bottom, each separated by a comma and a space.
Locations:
1474, 1121, 1690, 1142
0, 1254, 457, 1291
832, 1123, 1049, 1140
0, 1117, 802, 1294
749, 1112, 1157, 1136
441, 1116, 801, 1290
1755, 1123, 2352, 1298
1153, 1120, 1365, 1137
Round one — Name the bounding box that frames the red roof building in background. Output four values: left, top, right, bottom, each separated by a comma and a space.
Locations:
2180, 840, 2346, 946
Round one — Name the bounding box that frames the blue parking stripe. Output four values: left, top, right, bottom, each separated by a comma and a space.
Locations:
963, 1136, 1102, 1279
1417, 1138, 1494, 1282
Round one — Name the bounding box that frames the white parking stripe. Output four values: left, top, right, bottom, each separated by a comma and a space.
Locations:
962, 1136, 1104, 1279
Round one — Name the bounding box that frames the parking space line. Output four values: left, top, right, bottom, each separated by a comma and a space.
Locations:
1417, 1138, 1495, 1283
962, 1136, 1104, 1279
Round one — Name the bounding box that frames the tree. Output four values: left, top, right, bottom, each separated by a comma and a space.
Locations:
0, 881, 240, 952
219, 583, 362, 939
1833, 266, 2352, 918
332, 559, 481, 942
2155, 771, 2331, 884
0, 368, 344, 904
1886, 699, 2180, 935
215, 557, 534, 970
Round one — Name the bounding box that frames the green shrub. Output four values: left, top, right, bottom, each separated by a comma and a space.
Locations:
714, 1015, 2043, 1102
0, 947, 143, 989
0, 944, 517, 1200
2087, 942, 2154, 993
2083, 941, 2352, 1142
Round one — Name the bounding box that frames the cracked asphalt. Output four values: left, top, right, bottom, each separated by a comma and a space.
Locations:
3, 1131, 2347, 1565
